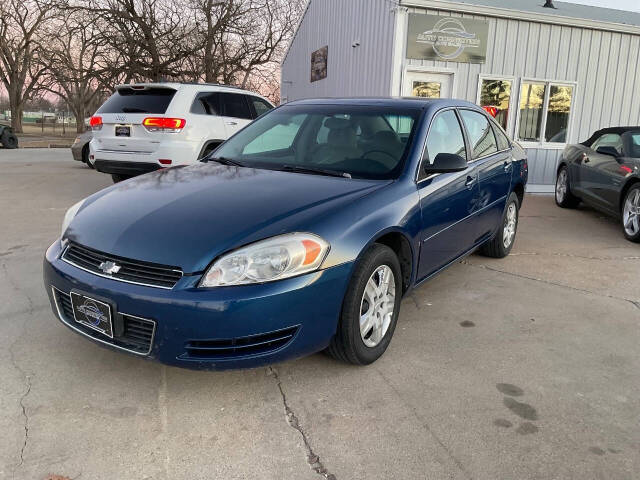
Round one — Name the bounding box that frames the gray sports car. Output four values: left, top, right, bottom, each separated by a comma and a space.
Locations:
555, 127, 640, 242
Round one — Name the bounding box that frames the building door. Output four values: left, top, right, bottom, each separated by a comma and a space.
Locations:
403, 71, 453, 99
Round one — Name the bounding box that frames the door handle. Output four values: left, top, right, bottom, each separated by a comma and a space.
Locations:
504, 160, 512, 171
465, 175, 476, 188
226, 121, 238, 126
584, 157, 590, 164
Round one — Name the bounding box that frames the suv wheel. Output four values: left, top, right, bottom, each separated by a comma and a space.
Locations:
111, 174, 133, 183
326, 244, 402, 365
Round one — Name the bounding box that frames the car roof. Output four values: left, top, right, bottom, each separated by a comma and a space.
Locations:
114, 82, 257, 94
582, 126, 640, 146
284, 97, 480, 110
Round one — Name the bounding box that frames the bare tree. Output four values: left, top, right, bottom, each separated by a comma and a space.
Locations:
41, 10, 108, 132
0, 0, 56, 133
191, 0, 301, 96
74, 0, 199, 82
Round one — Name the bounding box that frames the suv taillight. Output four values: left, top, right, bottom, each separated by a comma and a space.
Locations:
89, 116, 102, 131
142, 117, 186, 133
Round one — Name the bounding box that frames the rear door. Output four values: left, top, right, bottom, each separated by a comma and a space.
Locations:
417, 109, 480, 279
218, 92, 254, 136
458, 109, 512, 241
93, 86, 177, 154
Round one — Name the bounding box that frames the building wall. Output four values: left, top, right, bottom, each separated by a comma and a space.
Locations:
280, 0, 396, 102
404, 6, 640, 186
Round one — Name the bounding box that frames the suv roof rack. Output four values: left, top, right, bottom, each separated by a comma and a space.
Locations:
178, 82, 243, 89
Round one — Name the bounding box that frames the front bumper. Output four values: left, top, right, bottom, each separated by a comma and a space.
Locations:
43, 240, 353, 370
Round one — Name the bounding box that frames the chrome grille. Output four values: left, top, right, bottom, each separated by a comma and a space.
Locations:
62, 242, 182, 289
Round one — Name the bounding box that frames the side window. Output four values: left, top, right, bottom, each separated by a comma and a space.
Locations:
190, 92, 220, 115
220, 93, 252, 120
460, 110, 498, 159
490, 120, 510, 151
591, 133, 623, 154
249, 96, 273, 118
421, 110, 466, 180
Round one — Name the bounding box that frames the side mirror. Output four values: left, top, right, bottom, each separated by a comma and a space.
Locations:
596, 146, 619, 157
424, 153, 468, 174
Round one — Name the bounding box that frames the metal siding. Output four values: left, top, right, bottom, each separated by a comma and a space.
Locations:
282, 3, 640, 186
280, 0, 395, 101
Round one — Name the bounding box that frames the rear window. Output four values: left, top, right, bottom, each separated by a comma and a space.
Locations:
97, 87, 176, 114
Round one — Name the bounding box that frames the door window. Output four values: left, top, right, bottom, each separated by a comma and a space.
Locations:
220, 93, 252, 119
190, 92, 220, 115
249, 96, 273, 118
591, 133, 623, 155
490, 120, 510, 151
420, 110, 466, 181
459, 110, 498, 159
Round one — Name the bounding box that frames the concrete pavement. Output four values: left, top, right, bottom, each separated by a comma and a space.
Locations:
1, 149, 638, 479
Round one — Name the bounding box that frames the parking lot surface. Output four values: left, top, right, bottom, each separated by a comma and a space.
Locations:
1, 149, 639, 480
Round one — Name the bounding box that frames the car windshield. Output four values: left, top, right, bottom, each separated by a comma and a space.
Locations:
210, 104, 421, 179
624, 131, 640, 158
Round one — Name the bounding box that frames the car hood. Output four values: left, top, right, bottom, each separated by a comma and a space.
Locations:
66, 163, 387, 273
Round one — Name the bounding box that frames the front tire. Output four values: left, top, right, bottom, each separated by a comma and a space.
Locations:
479, 192, 519, 258
622, 184, 640, 243
555, 166, 579, 208
326, 244, 402, 365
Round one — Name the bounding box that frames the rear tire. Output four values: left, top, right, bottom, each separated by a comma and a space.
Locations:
326, 244, 402, 365
111, 174, 133, 183
479, 192, 519, 258
1, 131, 18, 149
621, 184, 640, 243
81, 144, 90, 166
555, 166, 580, 208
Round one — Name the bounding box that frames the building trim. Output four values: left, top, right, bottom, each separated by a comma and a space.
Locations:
399, 0, 640, 35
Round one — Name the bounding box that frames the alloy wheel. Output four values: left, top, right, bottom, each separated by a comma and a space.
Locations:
623, 188, 640, 236
359, 265, 396, 348
556, 169, 567, 203
503, 202, 517, 248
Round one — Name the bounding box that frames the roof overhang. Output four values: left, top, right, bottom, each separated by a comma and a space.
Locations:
400, 0, 640, 35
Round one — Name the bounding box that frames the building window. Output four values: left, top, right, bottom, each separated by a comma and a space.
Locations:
478, 78, 512, 131
517, 80, 574, 145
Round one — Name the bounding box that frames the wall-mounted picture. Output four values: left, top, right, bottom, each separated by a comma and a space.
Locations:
311, 46, 328, 82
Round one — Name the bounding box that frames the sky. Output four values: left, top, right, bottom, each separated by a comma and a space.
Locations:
561, 0, 640, 13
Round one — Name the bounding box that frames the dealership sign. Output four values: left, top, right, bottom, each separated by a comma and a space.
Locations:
407, 14, 488, 63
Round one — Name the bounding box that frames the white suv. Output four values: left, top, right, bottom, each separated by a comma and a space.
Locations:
88, 83, 274, 182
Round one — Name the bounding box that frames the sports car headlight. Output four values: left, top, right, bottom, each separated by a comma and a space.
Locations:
199, 233, 330, 287
61, 199, 85, 237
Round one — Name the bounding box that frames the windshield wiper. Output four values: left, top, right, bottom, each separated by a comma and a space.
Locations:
204, 156, 246, 167
279, 164, 351, 179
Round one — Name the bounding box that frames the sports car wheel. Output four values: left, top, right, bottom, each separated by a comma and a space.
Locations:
555, 166, 579, 208
622, 184, 640, 243
326, 244, 402, 365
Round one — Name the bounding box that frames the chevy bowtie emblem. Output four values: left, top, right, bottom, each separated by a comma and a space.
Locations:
99, 260, 121, 275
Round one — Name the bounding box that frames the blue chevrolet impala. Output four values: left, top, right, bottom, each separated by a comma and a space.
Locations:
44, 98, 527, 369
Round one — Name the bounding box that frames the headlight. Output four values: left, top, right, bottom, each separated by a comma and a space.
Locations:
200, 233, 329, 287
61, 199, 85, 237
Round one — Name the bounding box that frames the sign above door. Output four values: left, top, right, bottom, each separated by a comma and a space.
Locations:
407, 14, 488, 63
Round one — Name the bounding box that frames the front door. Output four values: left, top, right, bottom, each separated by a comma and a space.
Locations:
417, 109, 479, 280
403, 71, 453, 99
